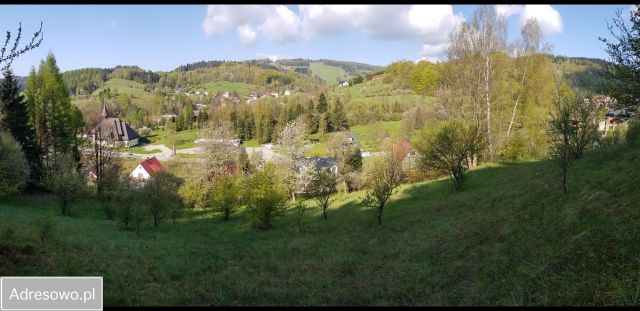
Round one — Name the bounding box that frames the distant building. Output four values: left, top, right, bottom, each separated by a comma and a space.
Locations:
92, 105, 140, 148
600, 107, 636, 134
284, 90, 291, 96
338, 80, 349, 87
130, 156, 164, 181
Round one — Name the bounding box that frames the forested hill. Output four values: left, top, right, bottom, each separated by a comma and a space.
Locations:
548, 55, 609, 94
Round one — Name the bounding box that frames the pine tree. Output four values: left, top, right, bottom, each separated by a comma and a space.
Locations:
317, 93, 328, 113
0, 68, 43, 184
329, 98, 349, 132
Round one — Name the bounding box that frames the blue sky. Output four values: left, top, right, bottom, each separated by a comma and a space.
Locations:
0, 5, 629, 76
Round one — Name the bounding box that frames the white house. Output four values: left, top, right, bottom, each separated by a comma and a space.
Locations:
284, 90, 291, 96
129, 156, 164, 181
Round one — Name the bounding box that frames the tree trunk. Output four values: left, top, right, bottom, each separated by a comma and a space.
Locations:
506, 57, 529, 149
377, 204, 383, 225
484, 56, 494, 161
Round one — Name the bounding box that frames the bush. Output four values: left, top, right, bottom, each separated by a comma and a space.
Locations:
626, 116, 640, 146
601, 126, 626, 146
244, 163, 289, 230
34, 217, 56, 243
44, 153, 87, 216
0, 131, 29, 197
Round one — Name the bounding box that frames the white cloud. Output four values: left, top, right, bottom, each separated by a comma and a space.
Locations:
202, 4, 464, 60
257, 5, 303, 44
494, 5, 522, 18
519, 5, 563, 34
256, 52, 291, 62
493, 5, 563, 35
236, 24, 257, 46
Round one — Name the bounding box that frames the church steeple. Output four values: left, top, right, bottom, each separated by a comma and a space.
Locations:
101, 104, 109, 118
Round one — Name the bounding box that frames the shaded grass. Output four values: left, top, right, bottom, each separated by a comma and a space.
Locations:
2, 144, 640, 305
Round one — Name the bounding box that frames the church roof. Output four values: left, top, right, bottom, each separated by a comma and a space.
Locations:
93, 117, 140, 142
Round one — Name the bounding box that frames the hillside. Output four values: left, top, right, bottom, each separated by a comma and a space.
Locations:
548, 55, 609, 94
2, 142, 640, 305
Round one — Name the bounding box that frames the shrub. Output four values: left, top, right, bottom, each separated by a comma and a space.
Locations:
43, 153, 87, 216
34, 217, 55, 243
244, 163, 289, 230
0, 131, 29, 197
626, 116, 640, 146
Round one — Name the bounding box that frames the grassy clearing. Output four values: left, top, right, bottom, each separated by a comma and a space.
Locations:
2, 144, 640, 305
197, 81, 261, 97
93, 79, 154, 107
145, 129, 200, 150
242, 139, 261, 148
310, 62, 349, 85
351, 121, 402, 151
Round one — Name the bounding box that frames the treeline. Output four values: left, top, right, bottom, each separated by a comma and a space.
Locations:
62, 66, 159, 96
548, 55, 608, 94
207, 92, 348, 143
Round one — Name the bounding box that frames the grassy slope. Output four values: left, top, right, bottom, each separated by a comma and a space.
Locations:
2, 144, 640, 305
93, 79, 154, 107
310, 62, 349, 85
196, 81, 261, 97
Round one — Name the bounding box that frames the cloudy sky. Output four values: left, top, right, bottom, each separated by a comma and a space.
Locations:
0, 4, 630, 76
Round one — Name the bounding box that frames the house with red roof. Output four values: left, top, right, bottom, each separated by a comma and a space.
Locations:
129, 156, 164, 181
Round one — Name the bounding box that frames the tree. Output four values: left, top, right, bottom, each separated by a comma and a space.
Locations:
90, 126, 121, 197
317, 93, 328, 113
199, 120, 243, 179
444, 5, 507, 161
568, 94, 598, 159
0, 131, 29, 197
549, 85, 575, 194
413, 119, 484, 192
505, 19, 543, 150
244, 163, 289, 230
307, 165, 337, 220
210, 174, 243, 221
360, 146, 405, 225
0, 68, 42, 184
328, 131, 362, 192
43, 152, 86, 216
140, 171, 183, 228
276, 117, 308, 201
0, 22, 44, 71
329, 98, 349, 132
599, 5, 640, 106
24, 53, 84, 169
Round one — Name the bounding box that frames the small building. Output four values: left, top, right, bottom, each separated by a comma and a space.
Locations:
129, 156, 164, 181
338, 80, 349, 87
600, 107, 635, 134
284, 90, 291, 96
92, 105, 140, 148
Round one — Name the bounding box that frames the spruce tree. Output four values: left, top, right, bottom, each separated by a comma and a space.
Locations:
0, 68, 43, 184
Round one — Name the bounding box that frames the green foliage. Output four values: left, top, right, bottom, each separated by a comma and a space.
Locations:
0, 68, 42, 183
626, 116, 640, 146
210, 174, 243, 221
413, 119, 484, 192
33, 216, 55, 243
43, 153, 86, 216
409, 60, 439, 95
361, 150, 404, 225
307, 166, 337, 220
25, 53, 84, 165
548, 88, 575, 194
0, 131, 29, 197
140, 171, 183, 228
243, 163, 289, 230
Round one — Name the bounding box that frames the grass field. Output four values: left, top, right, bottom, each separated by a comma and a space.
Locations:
310, 62, 349, 85
3, 143, 640, 305
93, 79, 154, 107
145, 128, 200, 150
196, 81, 261, 97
